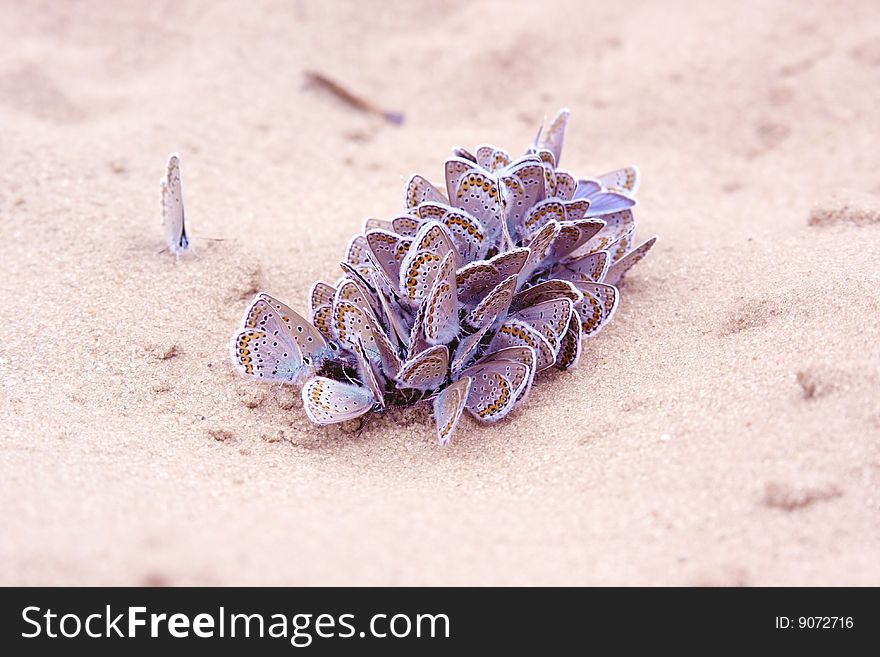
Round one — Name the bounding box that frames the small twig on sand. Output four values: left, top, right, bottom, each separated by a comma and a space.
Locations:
304, 71, 404, 126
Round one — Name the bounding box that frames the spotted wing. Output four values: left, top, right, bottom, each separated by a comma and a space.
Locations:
423, 251, 459, 345
405, 174, 447, 209
244, 293, 333, 365
160, 153, 189, 255
604, 236, 657, 286
433, 377, 472, 445
301, 377, 375, 425
537, 108, 570, 165
395, 344, 449, 391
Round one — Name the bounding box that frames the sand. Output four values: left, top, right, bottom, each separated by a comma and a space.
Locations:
1, 0, 879, 586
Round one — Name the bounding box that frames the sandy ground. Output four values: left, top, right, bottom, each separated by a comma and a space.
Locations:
2, 0, 879, 586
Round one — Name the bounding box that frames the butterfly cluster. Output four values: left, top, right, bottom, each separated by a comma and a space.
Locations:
231, 110, 656, 444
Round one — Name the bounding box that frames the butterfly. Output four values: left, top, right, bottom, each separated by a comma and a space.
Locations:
405, 174, 448, 209
488, 319, 557, 371
232, 293, 336, 384
465, 274, 517, 330
459, 347, 535, 422
517, 220, 561, 288
445, 158, 505, 247
302, 376, 378, 425
160, 153, 189, 256
574, 283, 620, 337
399, 221, 456, 304
512, 298, 574, 349
433, 377, 472, 445
395, 344, 449, 391
550, 250, 611, 286
555, 310, 583, 370
536, 108, 570, 166
604, 236, 658, 286
511, 280, 582, 310
500, 159, 546, 245
475, 144, 512, 173
423, 250, 459, 345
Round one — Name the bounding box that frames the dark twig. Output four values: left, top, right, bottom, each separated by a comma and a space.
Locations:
304, 71, 404, 126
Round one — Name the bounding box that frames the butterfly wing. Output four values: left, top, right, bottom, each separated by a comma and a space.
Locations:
518, 220, 561, 287
597, 166, 640, 195
511, 280, 583, 310
302, 377, 375, 425
575, 283, 620, 337
488, 247, 530, 279
563, 199, 592, 221
354, 338, 386, 410
456, 261, 500, 307
345, 235, 375, 276
488, 319, 557, 372
445, 156, 484, 200
555, 309, 583, 370
407, 298, 431, 358
309, 281, 336, 315
433, 376, 472, 445
311, 304, 334, 341
551, 250, 610, 285
160, 153, 189, 255
585, 192, 636, 216
604, 236, 657, 286
477, 346, 537, 400
395, 344, 449, 391
459, 356, 531, 423
244, 293, 333, 367
392, 214, 424, 237
399, 221, 455, 303
233, 298, 309, 383
439, 207, 488, 263
449, 168, 505, 247
364, 217, 393, 231
369, 268, 412, 348
465, 274, 518, 330
553, 171, 577, 200
500, 161, 546, 244
423, 251, 459, 345
572, 178, 602, 200
537, 108, 570, 165
450, 322, 494, 374
405, 174, 448, 210
475, 144, 512, 173
335, 278, 374, 316
451, 146, 477, 162
365, 229, 407, 287
578, 210, 635, 255
548, 219, 605, 260
513, 298, 574, 347
363, 309, 404, 377
522, 200, 567, 240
